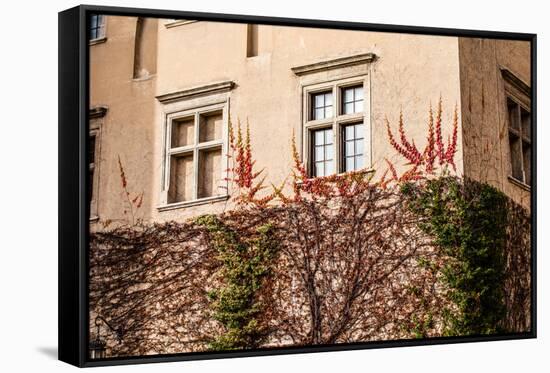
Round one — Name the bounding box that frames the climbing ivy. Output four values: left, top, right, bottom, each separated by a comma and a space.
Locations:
196, 214, 278, 350
402, 177, 508, 336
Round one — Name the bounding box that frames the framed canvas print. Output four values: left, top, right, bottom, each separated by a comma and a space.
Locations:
58, 4, 536, 367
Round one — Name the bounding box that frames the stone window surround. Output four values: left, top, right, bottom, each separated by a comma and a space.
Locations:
89, 106, 107, 222
156, 81, 234, 211
501, 68, 531, 192
293, 53, 376, 178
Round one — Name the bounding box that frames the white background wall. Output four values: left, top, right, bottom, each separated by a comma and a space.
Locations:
0, 0, 547, 371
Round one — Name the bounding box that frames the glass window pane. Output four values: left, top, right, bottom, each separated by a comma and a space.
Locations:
345, 157, 355, 172
507, 99, 519, 130
171, 117, 195, 148
315, 108, 324, 120
315, 146, 324, 161
315, 162, 324, 177
315, 130, 324, 145
356, 155, 364, 169
325, 129, 334, 144
168, 153, 194, 203
198, 147, 222, 198
325, 105, 333, 118
521, 108, 531, 139
355, 139, 364, 155
509, 134, 522, 181
523, 142, 531, 185
325, 144, 334, 160
345, 125, 355, 140
344, 88, 354, 103
91, 15, 98, 28
344, 102, 354, 115
199, 111, 223, 143
355, 100, 364, 113
355, 86, 364, 100
325, 160, 335, 175
355, 124, 364, 138
325, 92, 333, 106
345, 141, 355, 157
315, 94, 324, 108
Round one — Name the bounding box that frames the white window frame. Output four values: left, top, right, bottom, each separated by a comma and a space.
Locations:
302, 75, 371, 177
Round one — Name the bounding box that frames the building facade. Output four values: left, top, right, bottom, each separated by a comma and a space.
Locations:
89, 15, 531, 228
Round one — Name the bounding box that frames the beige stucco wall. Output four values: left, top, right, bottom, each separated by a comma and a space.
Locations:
91, 17, 494, 226
89, 16, 158, 227
458, 37, 531, 208
150, 20, 463, 222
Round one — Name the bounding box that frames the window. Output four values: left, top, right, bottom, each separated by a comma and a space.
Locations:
507, 96, 531, 186
164, 105, 227, 206
88, 107, 106, 221
89, 134, 96, 207
312, 128, 335, 177
342, 86, 364, 114
304, 79, 369, 177
342, 123, 365, 172
312, 91, 333, 120
90, 14, 106, 40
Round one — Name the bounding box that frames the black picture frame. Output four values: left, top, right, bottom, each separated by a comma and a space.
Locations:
58, 4, 537, 368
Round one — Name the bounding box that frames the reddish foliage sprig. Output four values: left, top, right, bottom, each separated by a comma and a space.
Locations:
382, 97, 459, 186
227, 120, 274, 206
424, 103, 436, 174
116, 155, 144, 225
435, 97, 445, 165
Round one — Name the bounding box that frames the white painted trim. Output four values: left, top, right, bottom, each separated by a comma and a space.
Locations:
159, 94, 232, 208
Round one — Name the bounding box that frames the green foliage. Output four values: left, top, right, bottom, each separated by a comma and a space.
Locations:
403, 177, 508, 336
196, 214, 278, 350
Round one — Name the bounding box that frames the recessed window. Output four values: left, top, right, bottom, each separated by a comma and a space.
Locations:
342, 123, 365, 172
165, 109, 225, 204
90, 14, 106, 40
304, 80, 368, 177
311, 128, 334, 177
311, 91, 333, 120
507, 97, 531, 186
342, 86, 364, 115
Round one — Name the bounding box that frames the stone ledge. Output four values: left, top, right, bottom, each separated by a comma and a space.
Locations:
156, 81, 235, 104
157, 195, 230, 212
89, 37, 107, 46
292, 53, 377, 76
164, 20, 198, 28
501, 68, 531, 97
89, 106, 108, 119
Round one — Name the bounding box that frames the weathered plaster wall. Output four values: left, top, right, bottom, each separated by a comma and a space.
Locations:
458, 37, 531, 208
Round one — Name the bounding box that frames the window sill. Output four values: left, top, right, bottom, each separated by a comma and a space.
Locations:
164, 20, 198, 28
90, 215, 99, 223
300, 168, 375, 182
508, 175, 531, 192
132, 74, 156, 83
157, 195, 230, 212
89, 37, 107, 46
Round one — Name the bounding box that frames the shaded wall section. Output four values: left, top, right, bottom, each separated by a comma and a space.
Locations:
458, 37, 531, 209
